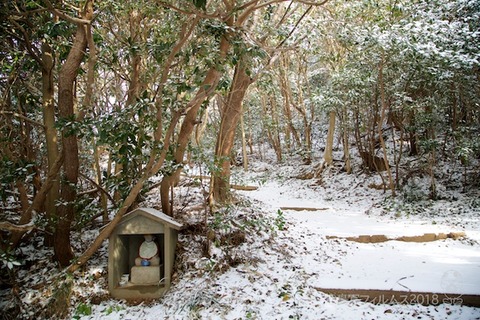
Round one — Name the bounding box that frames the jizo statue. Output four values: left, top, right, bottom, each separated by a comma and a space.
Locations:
135, 234, 160, 266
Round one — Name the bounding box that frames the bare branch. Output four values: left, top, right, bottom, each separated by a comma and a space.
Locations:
276, 1, 294, 28
43, 0, 91, 25
79, 173, 117, 207
9, 151, 64, 248
14, 8, 49, 16
296, 0, 329, 6
0, 220, 36, 233
276, 5, 313, 48
151, 15, 201, 147
0, 111, 45, 128
8, 18, 42, 66
240, 0, 328, 13
77, 18, 97, 121
156, 1, 222, 19
237, 0, 327, 27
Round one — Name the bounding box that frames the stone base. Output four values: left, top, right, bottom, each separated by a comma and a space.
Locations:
130, 265, 162, 285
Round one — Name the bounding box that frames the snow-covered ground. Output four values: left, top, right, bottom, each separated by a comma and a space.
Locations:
71, 158, 480, 320
2, 149, 479, 319
241, 179, 480, 295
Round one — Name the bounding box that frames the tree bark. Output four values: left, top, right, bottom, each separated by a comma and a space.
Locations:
41, 41, 60, 247
378, 55, 395, 196
262, 94, 282, 162
324, 111, 336, 165
54, 0, 93, 267
278, 55, 300, 151
212, 62, 252, 204
160, 32, 231, 215
240, 108, 248, 171
342, 125, 351, 174
294, 58, 313, 163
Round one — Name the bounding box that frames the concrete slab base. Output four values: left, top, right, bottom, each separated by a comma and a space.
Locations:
130, 265, 162, 285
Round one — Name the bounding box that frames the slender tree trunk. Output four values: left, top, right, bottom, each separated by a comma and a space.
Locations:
240, 109, 248, 171
424, 102, 437, 199
393, 118, 404, 189
378, 55, 395, 196
324, 111, 336, 165
212, 62, 252, 204
41, 42, 60, 247
294, 69, 312, 163
113, 9, 143, 204
408, 110, 418, 156
247, 106, 254, 154
160, 32, 231, 215
187, 106, 209, 166
450, 81, 458, 132
194, 107, 209, 146
54, 0, 93, 267
301, 54, 315, 162
93, 141, 108, 222
342, 121, 351, 174
265, 95, 283, 162
278, 55, 300, 151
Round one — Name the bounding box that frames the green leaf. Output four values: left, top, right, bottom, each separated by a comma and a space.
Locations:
192, 0, 206, 10
75, 303, 92, 317
119, 145, 128, 155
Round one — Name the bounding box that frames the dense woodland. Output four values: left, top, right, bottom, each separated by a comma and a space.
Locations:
0, 0, 479, 317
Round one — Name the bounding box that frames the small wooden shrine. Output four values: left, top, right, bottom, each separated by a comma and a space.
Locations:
108, 208, 182, 299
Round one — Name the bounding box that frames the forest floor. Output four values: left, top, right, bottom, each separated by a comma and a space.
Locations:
2, 150, 480, 319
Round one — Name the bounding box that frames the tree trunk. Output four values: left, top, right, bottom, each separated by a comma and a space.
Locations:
113, 9, 143, 204
41, 41, 60, 247
278, 55, 300, 152
93, 141, 108, 222
378, 55, 395, 196
342, 126, 351, 174
240, 108, 248, 171
54, 0, 93, 267
262, 94, 282, 162
408, 110, 418, 156
160, 32, 231, 215
68, 16, 201, 271
324, 111, 336, 165
212, 62, 252, 204
294, 71, 312, 163
194, 107, 209, 146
